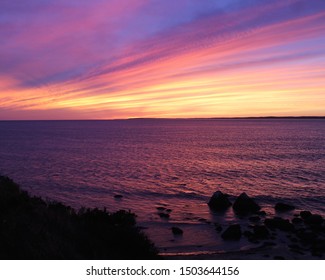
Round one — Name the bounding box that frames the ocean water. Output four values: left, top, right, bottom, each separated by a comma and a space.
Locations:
0, 119, 324, 255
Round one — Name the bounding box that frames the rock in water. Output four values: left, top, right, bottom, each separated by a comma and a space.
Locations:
249, 216, 261, 222
221, 224, 242, 240
275, 202, 295, 212
171, 227, 183, 235
300, 211, 312, 220
158, 213, 170, 219
233, 192, 260, 214
264, 217, 294, 231
304, 214, 323, 226
292, 217, 303, 224
253, 225, 270, 239
208, 191, 232, 211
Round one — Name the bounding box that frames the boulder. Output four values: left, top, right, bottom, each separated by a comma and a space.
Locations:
257, 211, 266, 216
171, 227, 183, 235
296, 229, 317, 243
264, 217, 294, 231
304, 214, 323, 226
253, 225, 270, 239
300, 211, 312, 220
214, 223, 223, 232
249, 216, 261, 222
275, 202, 295, 212
158, 213, 170, 219
292, 217, 303, 224
208, 191, 232, 211
221, 224, 242, 240
233, 192, 260, 214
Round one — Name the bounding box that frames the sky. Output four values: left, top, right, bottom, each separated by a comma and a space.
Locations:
0, 0, 324, 120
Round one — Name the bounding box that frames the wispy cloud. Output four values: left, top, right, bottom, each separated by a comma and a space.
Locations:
0, 0, 324, 119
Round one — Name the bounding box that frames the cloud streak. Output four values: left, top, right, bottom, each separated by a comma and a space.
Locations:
0, 0, 324, 119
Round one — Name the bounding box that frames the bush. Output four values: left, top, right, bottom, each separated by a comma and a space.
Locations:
0, 176, 159, 259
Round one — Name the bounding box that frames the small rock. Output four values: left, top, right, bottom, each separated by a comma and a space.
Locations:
275, 202, 295, 212
257, 211, 266, 216
243, 230, 253, 238
114, 194, 123, 199
300, 211, 312, 220
253, 225, 270, 239
171, 227, 183, 235
208, 191, 232, 211
166, 209, 172, 213
296, 229, 317, 243
156, 207, 166, 211
304, 214, 323, 226
221, 224, 242, 240
233, 192, 260, 214
158, 213, 170, 219
292, 217, 303, 224
249, 216, 261, 222
310, 239, 325, 257
264, 217, 294, 231
214, 223, 223, 232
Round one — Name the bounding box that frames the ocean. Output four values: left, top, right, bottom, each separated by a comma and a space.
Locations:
0, 119, 324, 255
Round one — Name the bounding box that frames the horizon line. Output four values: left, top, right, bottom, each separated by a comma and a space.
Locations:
1, 116, 325, 121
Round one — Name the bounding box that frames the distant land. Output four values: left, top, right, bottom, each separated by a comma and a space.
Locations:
0, 116, 325, 122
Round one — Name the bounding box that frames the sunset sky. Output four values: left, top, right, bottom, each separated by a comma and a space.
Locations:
0, 0, 324, 119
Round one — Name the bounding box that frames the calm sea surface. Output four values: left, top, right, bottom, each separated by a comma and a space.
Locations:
0, 119, 324, 254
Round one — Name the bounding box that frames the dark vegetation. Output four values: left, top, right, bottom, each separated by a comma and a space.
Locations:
0, 176, 159, 259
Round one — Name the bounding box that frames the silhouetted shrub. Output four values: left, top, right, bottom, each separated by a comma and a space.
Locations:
0, 176, 159, 259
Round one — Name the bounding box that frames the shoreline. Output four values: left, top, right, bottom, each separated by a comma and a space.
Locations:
0, 175, 324, 260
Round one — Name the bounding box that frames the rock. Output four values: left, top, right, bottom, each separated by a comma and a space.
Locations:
257, 211, 266, 216
158, 213, 170, 219
156, 207, 166, 211
243, 231, 253, 238
214, 223, 223, 232
253, 225, 270, 239
171, 227, 183, 235
292, 217, 303, 224
296, 229, 317, 243
304, 214, 323, 226
166, 209, 172, 213
208, 191, 232, 211
114, 194, 123, 199
310, 239, 325, 257
221, 224, 242, 240
264, 217, 294, 231
300, 211, 312, 220
233, 192, 260, 214
249, 216, 261, 222
275, 202, 295, 212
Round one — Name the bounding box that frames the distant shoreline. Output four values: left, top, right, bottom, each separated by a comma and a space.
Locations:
0, 116, 325, 122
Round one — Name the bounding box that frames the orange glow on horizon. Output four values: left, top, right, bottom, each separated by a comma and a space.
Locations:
0, 1, 324, 119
